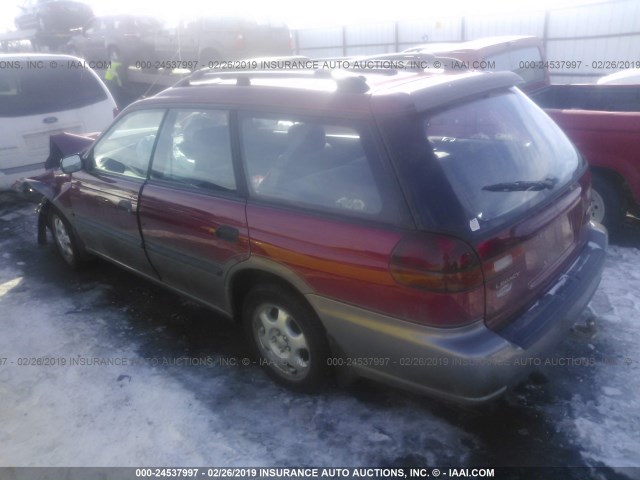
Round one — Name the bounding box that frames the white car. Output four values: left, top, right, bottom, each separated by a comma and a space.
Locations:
0, 54, 117, 190
597, 69, 640, 85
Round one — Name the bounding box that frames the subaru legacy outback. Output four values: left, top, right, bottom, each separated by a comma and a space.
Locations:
28, 67, 607, 404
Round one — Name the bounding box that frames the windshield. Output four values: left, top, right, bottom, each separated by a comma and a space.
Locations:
384, 88, 583, 234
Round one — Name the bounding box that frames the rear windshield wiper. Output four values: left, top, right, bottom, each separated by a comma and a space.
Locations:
482, 177, 558, 192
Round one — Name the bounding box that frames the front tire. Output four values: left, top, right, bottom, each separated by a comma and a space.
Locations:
242, 285, 330, 392
49, 209, 82, 269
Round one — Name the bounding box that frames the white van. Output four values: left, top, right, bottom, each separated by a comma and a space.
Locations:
0, 54, 117, 190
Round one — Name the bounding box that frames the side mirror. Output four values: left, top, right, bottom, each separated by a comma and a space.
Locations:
60, 154, 82, 174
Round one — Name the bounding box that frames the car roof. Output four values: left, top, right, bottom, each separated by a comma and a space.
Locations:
135, 69, 522, 117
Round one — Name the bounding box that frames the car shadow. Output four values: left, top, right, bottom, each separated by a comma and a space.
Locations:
611, 214, 640, 247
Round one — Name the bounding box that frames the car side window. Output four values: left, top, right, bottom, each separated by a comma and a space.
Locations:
92, 109, 165, 179
241, 116, 383, 217
150, 109, 236, 192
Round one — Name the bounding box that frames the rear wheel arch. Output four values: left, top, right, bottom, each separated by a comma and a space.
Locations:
229, 268, 314, 322
590, 167, 625, 189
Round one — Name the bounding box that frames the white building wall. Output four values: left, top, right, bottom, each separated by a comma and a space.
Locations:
546, 0, 640, 82
464, 12, 546, 39
294, 0, 640, 84
398, 18, 462, 45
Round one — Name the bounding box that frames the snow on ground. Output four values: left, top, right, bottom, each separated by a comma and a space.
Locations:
0, 262, 267, 466
1, 194, 639, 473
565, 245, 640, 469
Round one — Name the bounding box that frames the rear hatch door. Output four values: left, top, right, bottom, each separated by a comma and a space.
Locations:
383, 88, 590, 332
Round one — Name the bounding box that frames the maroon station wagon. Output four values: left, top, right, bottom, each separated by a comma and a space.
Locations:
28, 67, 607, 404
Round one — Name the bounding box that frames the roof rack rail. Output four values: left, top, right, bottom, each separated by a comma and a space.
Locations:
174, 69, 371, 93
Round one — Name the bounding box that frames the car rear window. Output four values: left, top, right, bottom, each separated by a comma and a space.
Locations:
383, 89, 582, 234
0, 64, 108, 117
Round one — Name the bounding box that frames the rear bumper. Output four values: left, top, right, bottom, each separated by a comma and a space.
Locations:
309, 222, 607, 404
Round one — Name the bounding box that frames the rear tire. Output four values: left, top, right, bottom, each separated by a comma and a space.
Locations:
49, 208, 83, 269
590, 173, 625, 233
242, 284, 330, 392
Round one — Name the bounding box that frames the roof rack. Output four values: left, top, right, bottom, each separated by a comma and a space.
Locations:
174, 68, 371, 93
171, 51, 468, 93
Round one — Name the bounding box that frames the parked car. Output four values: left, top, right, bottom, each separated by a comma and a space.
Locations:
531, 85, 640, 231
14, 0, 93, 34
67, 14, 161, 65
27, 67, 606, 404
404, 36, 549, 92
151, 15, 292, 65
0, 54, 117, 191
597, 69, 640, 85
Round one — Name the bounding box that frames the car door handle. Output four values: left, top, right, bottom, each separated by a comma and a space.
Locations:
117, 200, 132, 213
216, 225, 239, 243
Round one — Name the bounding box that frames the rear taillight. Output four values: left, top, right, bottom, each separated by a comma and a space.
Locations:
390, 232, 485, 327
390, 233, 483, 292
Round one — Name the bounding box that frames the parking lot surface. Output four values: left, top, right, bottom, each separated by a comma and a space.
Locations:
0, 192, 639, 476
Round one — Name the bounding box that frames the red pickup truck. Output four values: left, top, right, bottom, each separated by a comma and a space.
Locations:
408, 36, 640, 232
531, 85, 640, 231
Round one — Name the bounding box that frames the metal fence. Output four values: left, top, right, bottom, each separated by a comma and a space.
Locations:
292, 0, 640, 83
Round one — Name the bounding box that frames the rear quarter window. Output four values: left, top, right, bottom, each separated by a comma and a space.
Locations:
0, 64, 108, 117
240, 115, 409, 225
